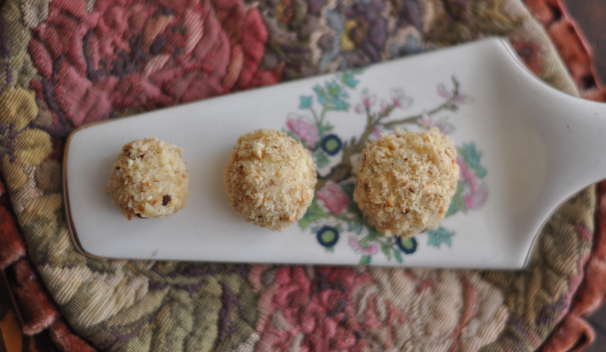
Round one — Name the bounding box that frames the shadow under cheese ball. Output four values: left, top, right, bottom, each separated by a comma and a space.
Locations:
224, 129, 317, 231
353, 127, 459, 238
106, 138, 189, 220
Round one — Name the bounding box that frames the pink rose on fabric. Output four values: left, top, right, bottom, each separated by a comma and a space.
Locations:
28, 0, 278, 127
252, 266, 370, 352
316, 181, 349, 215
349, 270, 509, 351
349, 237, 379, 255
286, 116, 320, 147
457, 156, 487, 210
248, 264, 509, 352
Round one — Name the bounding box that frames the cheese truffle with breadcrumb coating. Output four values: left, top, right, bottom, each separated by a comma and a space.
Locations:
106, 138, 189, 220
353, 127, 459, 238
224, 129, 317, 231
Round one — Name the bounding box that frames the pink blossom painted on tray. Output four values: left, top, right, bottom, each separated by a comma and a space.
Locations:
283, 70, 488, 264
316, 181, 349, 215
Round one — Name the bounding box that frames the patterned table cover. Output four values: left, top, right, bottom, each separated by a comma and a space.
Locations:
1, 0, 606, 351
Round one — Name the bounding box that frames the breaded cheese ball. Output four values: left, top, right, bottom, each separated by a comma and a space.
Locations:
106, 138, 189, 220
353, 127, 459, 238
224, 129, 317, 231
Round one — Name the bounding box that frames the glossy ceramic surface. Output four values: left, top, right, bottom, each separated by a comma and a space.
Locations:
64, 38, 606, 268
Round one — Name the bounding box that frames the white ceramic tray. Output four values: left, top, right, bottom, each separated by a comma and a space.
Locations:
64, 37, 606, 269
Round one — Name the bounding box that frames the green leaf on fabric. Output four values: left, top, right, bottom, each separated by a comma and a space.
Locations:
360, 255, 372, 264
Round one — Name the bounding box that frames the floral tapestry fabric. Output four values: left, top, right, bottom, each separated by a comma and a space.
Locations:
0, 0, 594, 351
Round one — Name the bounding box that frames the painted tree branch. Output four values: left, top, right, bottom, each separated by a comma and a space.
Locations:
316, 76, 462, 189
382, 76, 460, 129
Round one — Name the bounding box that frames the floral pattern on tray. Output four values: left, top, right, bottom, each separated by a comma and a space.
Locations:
284, 71, 488, 264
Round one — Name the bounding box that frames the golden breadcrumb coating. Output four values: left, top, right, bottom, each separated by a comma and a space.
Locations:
224, 129, 317, 231
353, 127, 459, 238
106, 138, 189, 220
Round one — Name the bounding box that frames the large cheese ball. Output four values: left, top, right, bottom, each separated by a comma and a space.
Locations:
224, 129, 317, 231
353, 127, 459, 238
106, 138, 189, 220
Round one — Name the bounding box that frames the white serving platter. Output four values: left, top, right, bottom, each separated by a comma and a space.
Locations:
64, 37, 606, 269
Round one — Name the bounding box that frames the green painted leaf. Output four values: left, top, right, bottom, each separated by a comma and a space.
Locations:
314, 85, 327, 105
340, 182, 355, 195
285, 131, 302, 144
348, 203, 364, 218
299, 96, 313, 109
458, 143, 487, 177
381, 244, 391, 261
313, 149, 330, 167
426, 227, 454, 248
353, 222, 363, 235
450, 182, 467, 214
445, 201, 458, 217
333, 98, 348, 111
341, 72, 360, 88
393, 248, 403, 263
359, 237, 370, 248
368, 227, 381, 238
360, 255, 372, 264
447, 182, 467, 216
321, 124, 335, 133
299, 199, 329, 230
327, 82, 340, 97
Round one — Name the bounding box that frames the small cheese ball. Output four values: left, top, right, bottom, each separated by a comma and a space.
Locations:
224, 129, 317, 231
106, 138, 189, 220
353, 127, 459, 238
